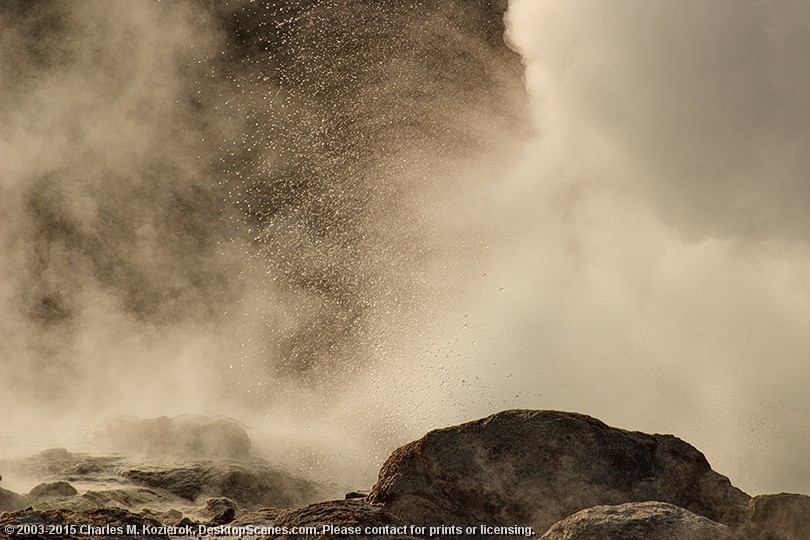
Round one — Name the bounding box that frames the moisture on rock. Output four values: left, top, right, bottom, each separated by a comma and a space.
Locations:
369, 409, 751, 535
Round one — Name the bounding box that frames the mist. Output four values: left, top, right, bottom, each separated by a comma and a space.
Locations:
0, 0, 528, 487
493, 0, 810, 495
1, 0, 808, 498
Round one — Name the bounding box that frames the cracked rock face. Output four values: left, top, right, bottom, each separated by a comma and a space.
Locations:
369, 409, 751, 535
539, 501, 737, 540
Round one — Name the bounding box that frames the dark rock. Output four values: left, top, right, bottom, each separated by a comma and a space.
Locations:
203, 497, 241, 518
369, 409, 750, 535
177, 517, 197, 527
736, 492, 810, 540
213, 463, 316, 507
0, 507, 167, 540
539, 501, 736, 540
345, 491, 369, 500
232, 507, 284, 527
80, 488, 167, 509
123, 460, 322, 508
123, 466, 207, 501
97, 415, 251, 459
13, 448, 124, 484
0, 486, 29, 512
162, 509, 182, 525
28, 482, 78, 499
208, 507, 235, 526
269, 499, 419, 540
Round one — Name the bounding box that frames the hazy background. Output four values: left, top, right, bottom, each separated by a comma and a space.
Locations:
1, 0, 809, 496
497, 0, 810, 495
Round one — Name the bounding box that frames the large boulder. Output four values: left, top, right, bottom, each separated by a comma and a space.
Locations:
736, 493, 810, 540
539, 501, 736, 540
369, 410, 750, 535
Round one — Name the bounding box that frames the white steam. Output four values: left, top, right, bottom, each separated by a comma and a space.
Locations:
2, 0, 808, 499
483, 0, 810, 494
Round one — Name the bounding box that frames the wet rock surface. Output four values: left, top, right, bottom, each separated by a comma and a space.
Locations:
368, 409, 751, 534
0, 417, 333, 539
539, 501, 737, 540
122, 459, 323, 508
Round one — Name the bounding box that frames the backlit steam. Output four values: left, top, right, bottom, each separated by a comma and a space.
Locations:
1, 0, 809, 497
499, 0, 810, 495
0, 0, 527, 486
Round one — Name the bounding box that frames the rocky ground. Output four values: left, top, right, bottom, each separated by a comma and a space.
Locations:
1, 410, 808, 539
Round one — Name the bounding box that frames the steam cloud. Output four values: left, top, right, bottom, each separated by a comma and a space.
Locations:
0, 0, 527, 484
1, 0, 808, 496
499, 0, 810, 494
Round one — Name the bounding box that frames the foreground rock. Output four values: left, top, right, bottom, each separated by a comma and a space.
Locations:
369, 410, 750, 535
539, 501, 736, 539
0, 507, 167, 540
736, 493, 810, 540
123, 459, 323, 509
2, 443, 329, 515
4, 409, 810, 539
268, 499, 419, 540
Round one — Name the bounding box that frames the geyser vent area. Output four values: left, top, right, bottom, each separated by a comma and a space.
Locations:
1, 411, 809, 539
2, 1, 810, 537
